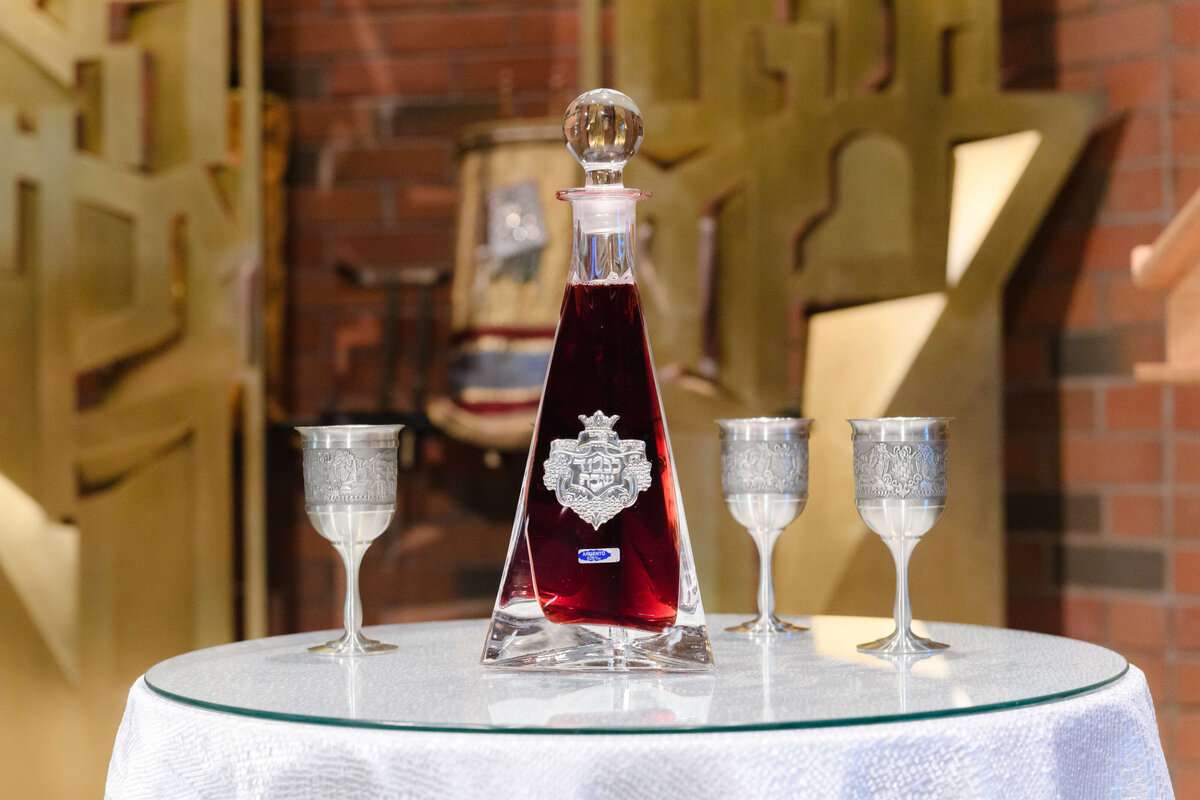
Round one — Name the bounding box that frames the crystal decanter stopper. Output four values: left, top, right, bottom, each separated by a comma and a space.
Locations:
562, 88, 644, 188
481, 89, 713, 672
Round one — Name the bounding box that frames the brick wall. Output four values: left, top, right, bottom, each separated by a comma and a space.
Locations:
263, 0, 583, 417
261, 0, 585, 632
1003, 0, 1200, 790
265, 0, 1190, 787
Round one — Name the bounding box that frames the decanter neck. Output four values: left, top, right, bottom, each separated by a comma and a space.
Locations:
558, 187, 648, 284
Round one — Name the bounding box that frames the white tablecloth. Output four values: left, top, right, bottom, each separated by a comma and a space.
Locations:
107, 665, 1171, 799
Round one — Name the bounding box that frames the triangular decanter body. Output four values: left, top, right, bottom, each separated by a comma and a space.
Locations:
481, 89, 713, 671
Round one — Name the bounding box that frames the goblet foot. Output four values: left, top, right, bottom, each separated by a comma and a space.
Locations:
725, 615, 808, 635
857, 626, 948, 655
309, 630, 397, 656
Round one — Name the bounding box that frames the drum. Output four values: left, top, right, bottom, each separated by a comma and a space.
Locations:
427, 118, 577, 450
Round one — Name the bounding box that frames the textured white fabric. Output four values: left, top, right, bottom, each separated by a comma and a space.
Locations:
107, 666, 1172, 800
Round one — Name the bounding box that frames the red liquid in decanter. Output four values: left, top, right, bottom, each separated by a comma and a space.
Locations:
520, 281, 681, 631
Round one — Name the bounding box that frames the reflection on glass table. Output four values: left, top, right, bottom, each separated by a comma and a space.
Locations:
144, 615, 1127, 734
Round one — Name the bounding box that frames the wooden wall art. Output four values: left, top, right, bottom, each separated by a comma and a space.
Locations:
0, 2, 263, 796
614, 0, 1097, 622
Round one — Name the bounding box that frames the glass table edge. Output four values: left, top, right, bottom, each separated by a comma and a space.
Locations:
143, 650, 1131, 737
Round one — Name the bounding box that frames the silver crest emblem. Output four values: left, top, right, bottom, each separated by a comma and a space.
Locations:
543, 411, 653, 529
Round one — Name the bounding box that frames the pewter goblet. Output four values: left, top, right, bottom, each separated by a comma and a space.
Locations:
297, 424, 402, 655
850, 417, 950, 654
717, 417, 812, 634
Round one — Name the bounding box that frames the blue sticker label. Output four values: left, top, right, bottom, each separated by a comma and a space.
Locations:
578, 547, 620, 564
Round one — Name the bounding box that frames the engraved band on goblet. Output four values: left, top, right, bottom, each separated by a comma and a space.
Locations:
849, 417, 950, 655
717, 417, 812, 635
297, 424, 403, 656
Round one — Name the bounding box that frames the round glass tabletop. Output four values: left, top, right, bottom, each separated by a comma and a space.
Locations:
145, 614, 1127, 734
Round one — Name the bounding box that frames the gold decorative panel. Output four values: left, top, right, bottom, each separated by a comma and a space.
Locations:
615, 0, 1097, 622
0, 1, 263, 796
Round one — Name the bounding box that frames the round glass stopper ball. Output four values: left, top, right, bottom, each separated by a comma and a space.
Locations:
563, 88, 644, 187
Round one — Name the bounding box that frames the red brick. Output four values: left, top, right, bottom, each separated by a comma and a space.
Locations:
1174, 113, 1200, 157
290, 102, 375, 143
1001, 0, 1092, 23
1082, 115, 1157, 168
1007, 591, 1063, 634
1110, 600, 1166, 647
1055, 5, 1163, 65
288, 310, 328, 352
519, 10, 578, 45
1007, 540, 1046, 586
1063, 388, 1096, 430
1103, 59, 1163, 110
1106, 384, 1162, 430
1176, 710, 1200, 759
461, 56, 578, 91
1177, 165, 1200, 210
1106, 279, 1166, 325
1177, 386, 1200, 429
329, 58, 451, 96
1179, 441, 1200, 484
1130, 653, 1168, 703
336, 145, 450, 181
395, 185, 457, 221
1061, 439, 1162, 483
1112, 492, 1163, 538
1175, 2, 1200, 45
1003, 334, 1047, 381
1178, 549, 1200, 594
389, 13, 510, 51
1056, 66, 1100, 93
1063, 594, 1107, 643
1002, 26, 1053, 81
1177, 496, 1200, 538
290, 186, 381, 224
1009, 280, 1098, 329
334, 231, 454, 265
334, 0, 454, 6
1006, 436, 1045, 484
1174, 55, 1200, 103
289, 232, 325, 268
1179, 657, 1200, 703
265, 19, 386, 56
292, 271, 385, 310
1104, 167, 1162, 215
1112, 114, 1160, 162
1177, 766, 1200, 800
1006, 387, 1096, 432
1180, 605, 1200, 648
264, 0, 323, 11
1061, 223, 1164, 273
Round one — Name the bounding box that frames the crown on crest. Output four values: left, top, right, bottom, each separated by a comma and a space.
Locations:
579, 411, 619, 431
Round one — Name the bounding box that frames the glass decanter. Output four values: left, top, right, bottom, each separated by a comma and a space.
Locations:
481, 89, 713, 671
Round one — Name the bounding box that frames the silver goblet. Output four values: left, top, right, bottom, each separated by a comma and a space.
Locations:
717, 417, 812, 634
297, 424, 403, 655
850, 417, 950, 654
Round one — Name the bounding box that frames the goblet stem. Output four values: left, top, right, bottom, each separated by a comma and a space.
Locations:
890, 535, 913, 637
725, 528, 808, 634
309, 540, 397, 655
858, 534, 948, 654
341, 541, 366, 640
754, 529, 779, 624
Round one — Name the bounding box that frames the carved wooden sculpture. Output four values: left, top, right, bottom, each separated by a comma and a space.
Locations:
0, 2, 262, 795
615, 0, 1096, 620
